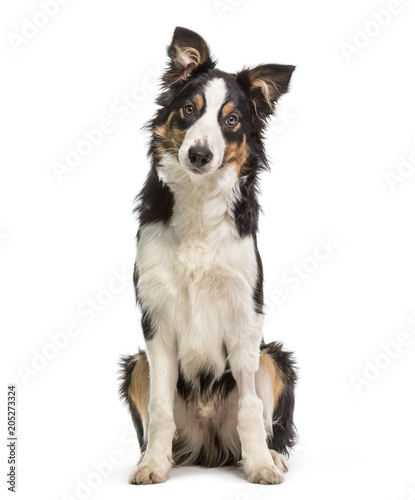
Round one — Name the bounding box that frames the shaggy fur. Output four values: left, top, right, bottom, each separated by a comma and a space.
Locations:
120, 27, 297, 485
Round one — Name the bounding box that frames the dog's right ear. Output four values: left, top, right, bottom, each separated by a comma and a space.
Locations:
163, 27, 216, 87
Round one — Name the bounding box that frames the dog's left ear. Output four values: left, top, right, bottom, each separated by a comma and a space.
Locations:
237, 64, 295, 122
163, 27, 216, 87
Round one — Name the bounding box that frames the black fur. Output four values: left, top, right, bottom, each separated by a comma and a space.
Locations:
176, 363, 236, 404
133, 263, 139, 304
119, 354, 146, 453
253, 235, 264, 314
133, 232, 155, 340
141, 309, 154, 341
192, 428, 238, 467
134, 167, 173, 227
261, 341, 298, 456
173, 422, 238, 467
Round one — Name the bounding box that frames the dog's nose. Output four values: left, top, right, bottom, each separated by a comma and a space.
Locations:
188, 145, 213, 168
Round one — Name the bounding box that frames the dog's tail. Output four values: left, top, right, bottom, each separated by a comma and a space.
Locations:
119, 351, 149, 453
260, 341, 298, 456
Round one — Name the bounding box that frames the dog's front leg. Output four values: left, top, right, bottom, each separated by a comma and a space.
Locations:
229, 348, 284, 485
129, 333, 178, 485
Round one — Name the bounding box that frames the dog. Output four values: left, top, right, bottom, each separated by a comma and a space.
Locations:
120, 26, 297, 485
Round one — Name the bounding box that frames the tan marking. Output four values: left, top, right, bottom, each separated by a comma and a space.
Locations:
260, 351, 285, 408
171, 127, 186, 146
129, 353, 150, 433
153, 123, 169, 160
224, 134, 249, 177
174, 45, 209, 82
243, 65, 285, 117
153, 112, 174, 139
179, 43, 210, 68
251, 79, 276, 109
167, 111, 175, 126
180, 46, 201, 66
248, 70, 282, 117
221, 102, 234, 117
153, 112, 186, 160
153, 124, 167, 139
194, 94, 204, 111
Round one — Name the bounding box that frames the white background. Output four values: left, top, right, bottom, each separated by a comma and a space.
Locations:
1, 1, 415, 499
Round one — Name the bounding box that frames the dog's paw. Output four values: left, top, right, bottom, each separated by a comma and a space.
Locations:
245, 462, 285, 485
129, 461, 170, 485
269, 449, 288, 473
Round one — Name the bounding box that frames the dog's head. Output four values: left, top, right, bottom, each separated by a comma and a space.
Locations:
151, 27, 295, 179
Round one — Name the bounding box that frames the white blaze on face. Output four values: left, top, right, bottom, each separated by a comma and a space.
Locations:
178, 78, 227, 173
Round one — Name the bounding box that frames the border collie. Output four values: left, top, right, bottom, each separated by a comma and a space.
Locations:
120, 27, 297, 485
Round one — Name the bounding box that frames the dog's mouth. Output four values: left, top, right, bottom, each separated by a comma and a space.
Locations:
184, 161, 216, 175
184, 158, 222, 176
188, 165, 209, 175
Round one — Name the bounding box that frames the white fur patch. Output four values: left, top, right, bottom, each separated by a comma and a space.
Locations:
178, 78, 227, 173
137, 193, 261, 381
138, 137, 262, 381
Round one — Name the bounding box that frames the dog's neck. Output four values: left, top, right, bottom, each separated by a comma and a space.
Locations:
158, 159, 239, 240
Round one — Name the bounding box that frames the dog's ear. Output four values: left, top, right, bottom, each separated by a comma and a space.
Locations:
237, 64, 295, 122
163, 27, 215, 87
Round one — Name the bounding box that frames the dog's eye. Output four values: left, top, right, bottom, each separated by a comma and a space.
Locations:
226, 114, 239, 127
183, 105, 195, 116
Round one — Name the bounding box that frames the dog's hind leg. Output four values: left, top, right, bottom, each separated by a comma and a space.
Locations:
256, 342, 297, 465
119, 352, 150, 457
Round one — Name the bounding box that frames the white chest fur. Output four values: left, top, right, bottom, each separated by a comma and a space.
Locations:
136, 165, 261, 381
